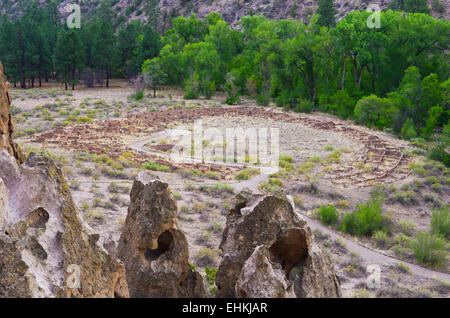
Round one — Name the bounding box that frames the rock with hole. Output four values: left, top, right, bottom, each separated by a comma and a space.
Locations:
0, 150, 129, 298
118, 172, 204, 298
216, 193, 341, 298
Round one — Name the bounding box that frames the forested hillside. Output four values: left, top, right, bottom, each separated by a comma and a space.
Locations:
0, 0, 448, 165
0, 0, 448, 30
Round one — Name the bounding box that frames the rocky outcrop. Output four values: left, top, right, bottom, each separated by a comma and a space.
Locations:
0, 62, 24, 164
118, 172, 204, 298
216, 193, 341, 298
0, 151, 129, 298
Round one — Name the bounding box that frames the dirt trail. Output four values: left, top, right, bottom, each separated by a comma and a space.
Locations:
302, 214, 450, 282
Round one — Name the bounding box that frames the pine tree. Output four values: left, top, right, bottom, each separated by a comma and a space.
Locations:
91, 20, 117, 87
136, 25, 162, 76
146, 0, 161, 31
389, 0, 430, 13
54, 29, 85, 90
317, 0, 337, 28
117, 20, 145, 78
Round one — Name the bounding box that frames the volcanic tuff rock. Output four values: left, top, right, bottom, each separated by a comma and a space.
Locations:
0, 62, 24, 164
118, 171, 204, 298
216, 192, 341, 298
0, 151, 129, 298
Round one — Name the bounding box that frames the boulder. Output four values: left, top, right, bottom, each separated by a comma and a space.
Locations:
0, 150, 129, 298
216, 193, 341, 298
236, 245, 296, 298
0, 63, 24, 164
118, 172, 204, 298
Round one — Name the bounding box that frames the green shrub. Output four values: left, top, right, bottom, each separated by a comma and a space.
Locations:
428, 145, 450, 167
203, 267, 218, 295
326, 151, 342, 164
431, 183, 442, 192
269, 178, 283, 186
141, 162, 171, 172
235, 168, 260, 180
279, 155, 294, 163
430, 207, 450, 239
399, 220, 416, 236
412, 232, 447, 267
295, 99, 314, 113
340, 196, 388, 236
256, 94, 269, 106
318, 204, 339, 226
409, 163, 426, 176
131, 92, 144, 101
372, 230, 389, 247
400, 118, 417, 140
394, 190, 417, 205
279, 160, 293, 171
205, 183, 235, 196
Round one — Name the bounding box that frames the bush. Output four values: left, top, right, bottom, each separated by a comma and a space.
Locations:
195, 248, 218, 267
372, 230, 389, 247
141, 161, 171, 172
340, 196, 388, 236
400, 118, 417, 140
354, 94, 394, 128
295, 99, 314, 113
318, 205, 339, 226
279, 155, 294, 163
430, 207, 449, 239
399, 220, 416, 236
412, 232, 447, 267
326, 151, 342, 164
235, 168, 260, 180
428, 145, 450, 167
268, 178, 283, 186
256, 94, 269, 106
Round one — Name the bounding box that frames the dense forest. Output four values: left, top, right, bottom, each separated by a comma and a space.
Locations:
0, 0, 448, 165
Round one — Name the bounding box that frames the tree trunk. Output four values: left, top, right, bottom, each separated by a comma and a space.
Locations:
341, 56, 347, 90
371, 64, 376, 94
416, 80, 422, 134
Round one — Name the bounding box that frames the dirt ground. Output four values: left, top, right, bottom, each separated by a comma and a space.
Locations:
11, 83, 450, 298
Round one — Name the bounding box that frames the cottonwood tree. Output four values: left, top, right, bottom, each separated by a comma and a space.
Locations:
142, 57, 168, 97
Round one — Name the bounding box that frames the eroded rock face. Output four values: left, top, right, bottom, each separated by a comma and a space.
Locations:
0, 178, 9, 231
0, 150, 129, 298
118, 172, 204, 298
0, 63, 24, 164
216, 193, 341, 298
